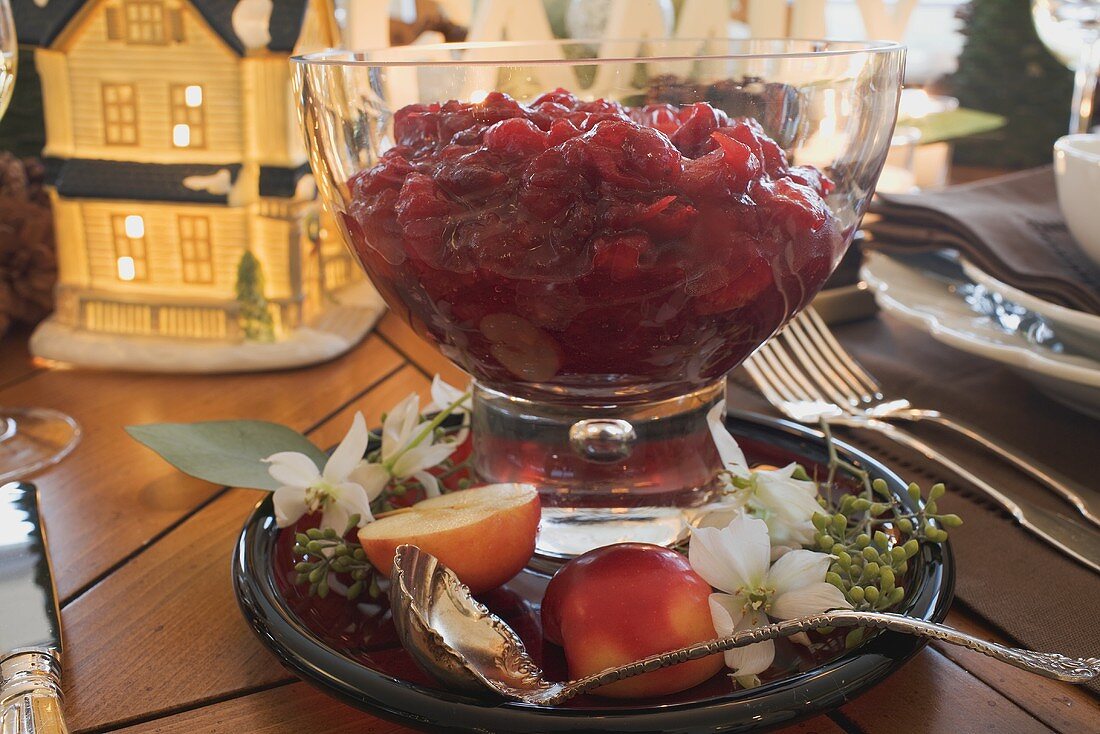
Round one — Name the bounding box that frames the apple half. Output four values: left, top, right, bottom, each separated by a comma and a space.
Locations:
358, 483, 541, 594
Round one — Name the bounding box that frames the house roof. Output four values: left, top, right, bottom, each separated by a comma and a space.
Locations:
258, 163, 310, 198
14, 0, 311, 54
12, 0, 85, 46
48, 158, 243, 203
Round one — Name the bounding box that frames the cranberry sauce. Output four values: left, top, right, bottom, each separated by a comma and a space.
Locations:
343, 90, 843, 398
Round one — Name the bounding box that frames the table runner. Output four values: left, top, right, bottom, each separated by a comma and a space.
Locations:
727, 313, 1100, 695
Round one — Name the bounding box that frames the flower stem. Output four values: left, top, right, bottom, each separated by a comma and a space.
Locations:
383, 390, 471, 472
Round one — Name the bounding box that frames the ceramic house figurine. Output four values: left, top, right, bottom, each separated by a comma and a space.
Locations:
15, 0, 384, 372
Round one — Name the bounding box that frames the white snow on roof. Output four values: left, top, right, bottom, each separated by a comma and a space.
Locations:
232, 0, 273, 51
182, 168, 233, 196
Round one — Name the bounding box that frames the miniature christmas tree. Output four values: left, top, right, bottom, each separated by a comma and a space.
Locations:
235, 250, 275, 342
945, 0, 1076, 168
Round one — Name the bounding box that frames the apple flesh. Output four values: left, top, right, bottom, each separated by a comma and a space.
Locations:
357, 483, 540, 594
541, 543, 723, 698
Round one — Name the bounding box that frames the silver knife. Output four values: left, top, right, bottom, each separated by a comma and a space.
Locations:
0, 482, 69, 734
843, 418, 1100, 575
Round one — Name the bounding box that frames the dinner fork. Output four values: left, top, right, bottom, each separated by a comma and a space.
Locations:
743, 308, 1100, 574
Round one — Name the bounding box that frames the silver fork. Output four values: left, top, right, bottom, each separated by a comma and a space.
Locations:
743, 307, 1100, 574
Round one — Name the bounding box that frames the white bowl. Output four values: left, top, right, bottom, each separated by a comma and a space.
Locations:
1054, 134, 1100, 268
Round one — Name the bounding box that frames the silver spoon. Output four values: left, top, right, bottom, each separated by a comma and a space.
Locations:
389, 545, 1100, 705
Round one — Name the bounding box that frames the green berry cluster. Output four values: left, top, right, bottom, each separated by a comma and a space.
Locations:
812, 475, 961, 647
292, 514, 379, 600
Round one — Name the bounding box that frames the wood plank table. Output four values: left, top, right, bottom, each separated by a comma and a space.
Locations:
1, 310, 1097, 734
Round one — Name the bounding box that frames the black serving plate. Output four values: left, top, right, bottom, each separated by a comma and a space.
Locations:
233, 411, 954, 734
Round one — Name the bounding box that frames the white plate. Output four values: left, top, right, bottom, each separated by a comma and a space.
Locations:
861, 252, 1100, 420
960, 259, 1100, 361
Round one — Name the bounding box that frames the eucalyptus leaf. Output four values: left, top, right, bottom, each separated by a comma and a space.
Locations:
126, 421, 328, 491
900, 108, 1006, 145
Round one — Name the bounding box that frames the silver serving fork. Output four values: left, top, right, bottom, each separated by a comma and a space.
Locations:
743, 308, 1100, 574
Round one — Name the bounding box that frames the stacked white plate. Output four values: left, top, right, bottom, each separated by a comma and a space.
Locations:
861, 251, 1100, 420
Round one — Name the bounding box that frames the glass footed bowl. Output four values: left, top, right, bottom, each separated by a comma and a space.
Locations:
293, 39, 904, 556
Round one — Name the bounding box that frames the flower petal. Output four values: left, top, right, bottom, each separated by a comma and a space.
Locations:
708, 592, 744, 636
707, 400, 748, 470
751, 470, 822, 547
771, 582, 851, 620
413, 470, 441, 497
769, 544, 796, 562
767, 549, 833, 597
382, 393, 422, 461
264, 451, 321, 489
320, 502, 350, 535
753, 470, 822, 523
272, 486, 309, 528
689, 513, 770, 594
722, 608, 775, 676
332, 481, 374, 525
349, 461, 390, 501
428, 375, 471, 413
323, 412, 370, 483
692, 503, 746, 531
761, 513, 817, 548
392, 442, 456, 478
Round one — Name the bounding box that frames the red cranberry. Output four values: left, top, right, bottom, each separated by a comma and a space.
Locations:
343, 92, 843, 389
484, 117, 551, 157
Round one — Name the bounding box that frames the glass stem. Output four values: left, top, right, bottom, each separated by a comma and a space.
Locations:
1070, 36, 1100, 134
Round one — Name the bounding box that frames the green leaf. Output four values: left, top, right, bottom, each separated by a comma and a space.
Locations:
125, 420, 327, 490
900, 108, 1006, 145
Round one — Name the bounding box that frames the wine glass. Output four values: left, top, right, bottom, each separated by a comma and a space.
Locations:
0, 0, 81, 484
1033, 0, 1100, 133
293, 38, 903, 557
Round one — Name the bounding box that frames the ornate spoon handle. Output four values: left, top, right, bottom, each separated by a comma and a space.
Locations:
546, 610, 1100, 705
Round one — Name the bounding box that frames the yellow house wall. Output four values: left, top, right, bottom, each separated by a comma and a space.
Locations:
50, 193, 90, 288
242, 0, 336, 168
295, 0, 340, 53
78, 200, 252, 298
36, 51, 75, 158
242, 59, 305, 169
250, 209, 299, 301
60, 0, 243, 164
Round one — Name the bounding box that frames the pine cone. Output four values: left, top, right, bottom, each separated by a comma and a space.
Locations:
0, 153, 56, 339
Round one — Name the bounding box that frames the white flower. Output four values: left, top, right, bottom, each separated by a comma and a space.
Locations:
426, 374, 472, 414
690, 513, 850, 677
265, 412, 375, 531
425, 374, 472, 444
705, 401, 823, 547
349, 390, 459, 500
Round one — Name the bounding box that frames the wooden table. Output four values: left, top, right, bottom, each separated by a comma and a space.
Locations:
1, 312, 1097, 734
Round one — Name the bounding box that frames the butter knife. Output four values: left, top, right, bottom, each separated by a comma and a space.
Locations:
842, 418, 1100, 575
0, 482, 69, 734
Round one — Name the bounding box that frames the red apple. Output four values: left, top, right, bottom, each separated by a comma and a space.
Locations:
358, 483, 540, 594
541, 543, 723, 698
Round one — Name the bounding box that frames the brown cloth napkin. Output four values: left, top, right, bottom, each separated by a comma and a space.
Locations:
728, 313, 1100, 695
866, 167, 1100, 316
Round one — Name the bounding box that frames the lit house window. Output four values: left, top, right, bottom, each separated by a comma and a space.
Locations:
102, 84, 138, 145
178, 215, 213, 283
112, 214, 148, 281
170, 84, 205, 148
